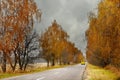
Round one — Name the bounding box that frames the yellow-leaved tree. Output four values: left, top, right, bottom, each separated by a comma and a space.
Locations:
0, 0, 41, 72
86, 0, 120, 67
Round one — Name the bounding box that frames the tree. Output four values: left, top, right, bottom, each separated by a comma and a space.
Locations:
0, 0, 41, 72
17, 30, 40, 71
86, 0, 120, 67
74, 50, 84, 63
40, 20, 69, 66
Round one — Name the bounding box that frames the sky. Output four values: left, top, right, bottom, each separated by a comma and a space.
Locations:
35, 0, 100, 54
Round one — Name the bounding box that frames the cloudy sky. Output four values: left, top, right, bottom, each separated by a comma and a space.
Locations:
35, 0, 100, 54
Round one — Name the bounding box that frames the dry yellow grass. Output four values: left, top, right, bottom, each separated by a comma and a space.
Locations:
86, 64, 120, 80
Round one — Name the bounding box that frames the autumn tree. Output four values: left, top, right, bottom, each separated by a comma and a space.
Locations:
86, 0, 120, 67
75, 50, 84, 63
40, 20, 69, 66
0, 0, 41, 72
65, 42, 75, 64
17, 30, 40, 71
61, 41, 84, 64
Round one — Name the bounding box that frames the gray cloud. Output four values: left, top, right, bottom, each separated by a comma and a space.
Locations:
35, 0, 100, 54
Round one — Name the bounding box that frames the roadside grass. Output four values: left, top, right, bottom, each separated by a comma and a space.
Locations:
0, 73, 21, 79
86, 64, 119, 80
0, 65, 68, 79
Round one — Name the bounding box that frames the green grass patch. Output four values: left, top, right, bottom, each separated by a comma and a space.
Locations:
0, 65, 68, 79
86, 64, 119, 80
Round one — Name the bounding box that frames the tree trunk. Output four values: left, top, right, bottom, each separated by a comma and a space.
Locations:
11, 52, 17, 72
1, 53, 6, 73
51, 59, 55, 66
47, 60, 49, 67
24, 62, 28, 71
6, 52, 17, 72
23, 54, 29, 71
18, 53, 23, 70
51, 53, 55, 66
59, 58, 62, 65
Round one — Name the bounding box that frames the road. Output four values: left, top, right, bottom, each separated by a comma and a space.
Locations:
2, 64, 86, 80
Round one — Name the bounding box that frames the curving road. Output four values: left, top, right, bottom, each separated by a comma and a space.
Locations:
2, 64, 86, 80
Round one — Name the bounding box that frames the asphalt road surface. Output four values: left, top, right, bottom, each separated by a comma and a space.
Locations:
2, 64, 86, 80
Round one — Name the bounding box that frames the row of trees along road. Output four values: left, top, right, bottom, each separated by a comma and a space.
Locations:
40, 20, 84, 67
0, 0, 84, 72
86, 0, 120, 68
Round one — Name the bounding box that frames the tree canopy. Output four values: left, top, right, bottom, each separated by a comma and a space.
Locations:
86, 0, 120, 67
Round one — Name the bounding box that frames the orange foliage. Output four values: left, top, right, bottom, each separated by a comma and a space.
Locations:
0, 0, 41, 72
86, 0, 120, 67
40, 20, 84, 66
